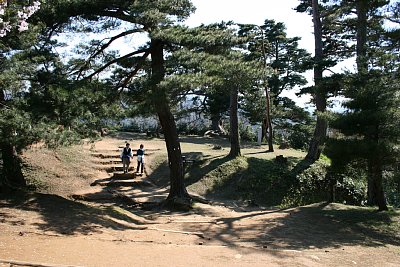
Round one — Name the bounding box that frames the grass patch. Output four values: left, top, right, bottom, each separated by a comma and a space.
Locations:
22, 145, 94, 195
147, 152, 169, 186
187, 156, 301, 207
188, 156, 248, 197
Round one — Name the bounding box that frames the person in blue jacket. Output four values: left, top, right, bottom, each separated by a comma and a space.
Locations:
136, 144, 145, 175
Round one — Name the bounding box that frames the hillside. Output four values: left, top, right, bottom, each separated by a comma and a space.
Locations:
0, 132, 399, 267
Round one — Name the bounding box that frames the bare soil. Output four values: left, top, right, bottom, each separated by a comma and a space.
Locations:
1, 133, 399, 267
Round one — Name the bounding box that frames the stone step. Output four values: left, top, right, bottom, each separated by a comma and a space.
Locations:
91, 153, 120, 159
106, 166, 135, 172
93, 160, 122, 165
112, 172, 137, 179
95, 179, 155, 187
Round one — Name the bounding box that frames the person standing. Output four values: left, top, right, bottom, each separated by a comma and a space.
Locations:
120, 143, 133, 173
136, 144, 145, 175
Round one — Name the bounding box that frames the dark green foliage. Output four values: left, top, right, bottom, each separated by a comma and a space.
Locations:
0, 107, 38, 151
176, 121, 208, 136
239, 20, 312, 148
325, 0, 400, 209
384, 169, 400, 208
281, 160, 331, 207
282, 159, 367, 207
328, 161, 368, 205
327, 68, 400, 208
188, 155, 364, 207
238, 123, 256, 142
190, 156, 296, 206
240, 20, 311, 96
286, 123, 314, 150
273, 97, 314, 150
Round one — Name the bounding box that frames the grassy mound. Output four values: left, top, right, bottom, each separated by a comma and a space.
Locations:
21, 144, 95, 196
186, 155, 366, 208
187, 156, 302, 207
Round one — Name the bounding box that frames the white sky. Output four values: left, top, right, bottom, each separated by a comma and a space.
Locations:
186, 0, 315, 108
186, 0, 314, 51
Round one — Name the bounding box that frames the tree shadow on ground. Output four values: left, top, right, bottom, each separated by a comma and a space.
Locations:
0, 191, 146, 236
108, 131, 157, 141
242, 150, 274, 156
174, 202, 400, 250
184, 154, 231, 187
179, 136, 230, 146
145, 156, 170, 188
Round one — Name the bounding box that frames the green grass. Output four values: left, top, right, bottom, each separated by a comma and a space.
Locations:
186, 155, 302, 207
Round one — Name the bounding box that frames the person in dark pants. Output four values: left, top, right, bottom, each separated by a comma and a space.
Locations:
120, 143, 133, 173
136, 144, 145, 174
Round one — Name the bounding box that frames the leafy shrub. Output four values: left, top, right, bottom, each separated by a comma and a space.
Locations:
384, 169, 400, 208
287, 124, 312, 150
239, 123, 256, 142
274, 123, 313, 150
176, 122, 209, 136
282, 159, 369, 207
281, 160, 331, 207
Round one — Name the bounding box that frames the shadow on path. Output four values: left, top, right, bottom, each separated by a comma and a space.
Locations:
0, 191, 145, 235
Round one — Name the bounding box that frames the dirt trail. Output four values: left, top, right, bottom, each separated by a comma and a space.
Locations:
1, 133, 399, 267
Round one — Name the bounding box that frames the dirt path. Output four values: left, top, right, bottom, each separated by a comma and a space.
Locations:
1, 133, 399, 267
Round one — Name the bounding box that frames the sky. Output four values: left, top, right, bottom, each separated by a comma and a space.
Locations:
186, 0, 314, 51
185, 0, 315, 108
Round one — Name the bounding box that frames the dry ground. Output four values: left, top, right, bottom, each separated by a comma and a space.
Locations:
0, 133, 399, 267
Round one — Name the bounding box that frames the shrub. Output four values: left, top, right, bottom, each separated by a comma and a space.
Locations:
239, 124, 256, 142
384, 169, 400, 208
281, 160, 331, 207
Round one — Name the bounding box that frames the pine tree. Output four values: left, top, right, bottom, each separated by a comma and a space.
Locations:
0, 26, 39, 190
296, 0, 349, 162
326, 0, 399, 210
35, 0, 197, 207
239, 20, 311, 150
158, 23, 264, 158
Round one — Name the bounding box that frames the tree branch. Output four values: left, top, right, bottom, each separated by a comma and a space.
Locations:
81, 48, 149, 80
94, 29, 143, 58
117, 49, 151, 89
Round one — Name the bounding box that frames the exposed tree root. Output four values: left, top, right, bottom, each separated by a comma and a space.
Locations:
0, 259, 83, 267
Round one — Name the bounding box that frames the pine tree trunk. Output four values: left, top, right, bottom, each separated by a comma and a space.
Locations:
211, 115, 225, 134
260, 26, 274, 152
0, 143, 26, 189
229, 87, 241, 158
265, 87, 274, 152
150, 39, 191, 207
367, 158, 388, 211
355, 0, 387, 210
211, 115, 220, 132
356, 0, 368, 73
0, 89, 26, 191
306, 0, 327, 162
157, 104, 190, 203
261, 119, 266, 143
306, 109, 327, 161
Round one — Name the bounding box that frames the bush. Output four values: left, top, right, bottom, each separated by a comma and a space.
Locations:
281, 160, 331, 207
335, 175, 367, 205
239, 124, 256, 142
384, 169, 400, 208
176, 122, 209, 136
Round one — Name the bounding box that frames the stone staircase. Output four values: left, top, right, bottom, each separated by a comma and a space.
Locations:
71, 145, 167, 206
